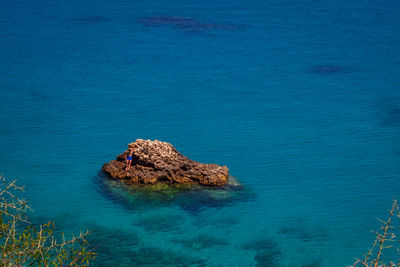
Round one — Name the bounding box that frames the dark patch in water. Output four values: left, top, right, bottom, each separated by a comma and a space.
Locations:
28, 89, 52, 102
374, 97, 400, 128
84, 225, 143, 265
140, 15, 238, 32
302, 260, 322, 267
278, 219, 328, 242
242, 238, 281, 266
75, 15, 110, 24
87, 224, 142, 249
90, 241, 207, 266
130, 246, 207, 266
133, 213, 184, 233
309, 64, 347, 75
255, 250, 281, 267
171, 234, 228, 249
242, 238, 279, 251
381, 107, 400, 127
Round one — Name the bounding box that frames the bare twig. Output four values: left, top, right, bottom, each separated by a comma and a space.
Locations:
353, 199, 400, 267
0, 175, 95, 266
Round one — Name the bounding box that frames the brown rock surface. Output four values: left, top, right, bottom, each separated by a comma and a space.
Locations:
102, 139, 229, 186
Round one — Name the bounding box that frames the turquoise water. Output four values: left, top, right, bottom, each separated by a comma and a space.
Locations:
1, 0, 400, 265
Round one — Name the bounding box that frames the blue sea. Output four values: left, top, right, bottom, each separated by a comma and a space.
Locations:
1, 0, 400, 266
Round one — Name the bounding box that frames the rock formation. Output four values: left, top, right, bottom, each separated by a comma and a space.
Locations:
102, 139, 229, 186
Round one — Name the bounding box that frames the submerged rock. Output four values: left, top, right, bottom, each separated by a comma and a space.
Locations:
102, 139, 229, 186
98, 172, 253, 214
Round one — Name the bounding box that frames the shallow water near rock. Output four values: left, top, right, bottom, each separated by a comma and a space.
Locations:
99, 172, 254, 213
1, 0, 400, 265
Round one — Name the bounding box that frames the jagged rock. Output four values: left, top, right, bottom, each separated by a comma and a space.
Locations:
102, 139, 229, 186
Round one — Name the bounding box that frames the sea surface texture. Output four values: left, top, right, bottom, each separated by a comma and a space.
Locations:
1, 0, 400, 266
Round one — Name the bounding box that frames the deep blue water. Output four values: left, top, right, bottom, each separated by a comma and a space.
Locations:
1, 0, 400, 265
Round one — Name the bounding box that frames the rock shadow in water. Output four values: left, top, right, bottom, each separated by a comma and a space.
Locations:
171, 234, 228, 250
241, 238, 282, 267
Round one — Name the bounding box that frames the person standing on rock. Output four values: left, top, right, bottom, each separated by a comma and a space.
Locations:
125, 148, 133, 170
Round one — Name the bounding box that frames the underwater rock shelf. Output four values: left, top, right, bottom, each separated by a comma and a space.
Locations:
102, 139, 229, 186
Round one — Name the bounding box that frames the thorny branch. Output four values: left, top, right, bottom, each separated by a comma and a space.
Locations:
352, 199, 400, 267
0, 175, 95, 266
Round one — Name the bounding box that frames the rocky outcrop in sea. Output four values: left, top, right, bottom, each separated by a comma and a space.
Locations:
102, 139, 229, 186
